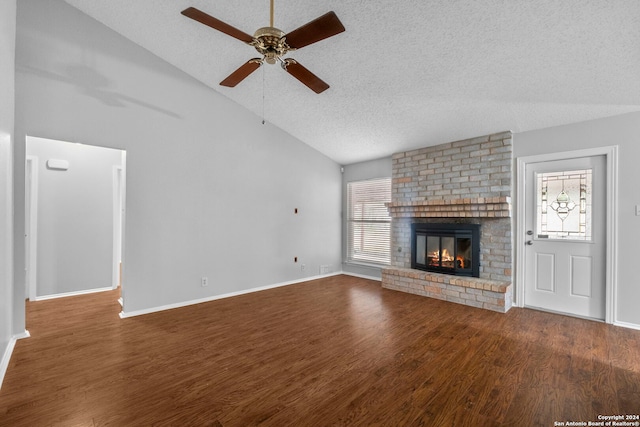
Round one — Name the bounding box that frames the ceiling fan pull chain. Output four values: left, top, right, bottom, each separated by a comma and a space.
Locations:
262, 65, 266, 125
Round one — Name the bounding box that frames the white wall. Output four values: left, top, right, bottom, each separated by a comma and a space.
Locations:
26, 137, 123, 297
514, 112, 640, 327
341, 156, 392, 279
15, 0, 342, 314
0, 0, 17, 388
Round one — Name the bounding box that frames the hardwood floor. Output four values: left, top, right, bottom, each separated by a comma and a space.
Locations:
1, 275, 639, 426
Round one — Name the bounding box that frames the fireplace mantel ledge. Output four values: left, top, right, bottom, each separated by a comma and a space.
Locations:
386, 196, 511, 218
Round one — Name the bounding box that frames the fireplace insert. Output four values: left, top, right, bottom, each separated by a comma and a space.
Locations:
411, 223, 480, 277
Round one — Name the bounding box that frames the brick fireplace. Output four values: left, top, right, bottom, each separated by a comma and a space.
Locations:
382, 132, 514, 312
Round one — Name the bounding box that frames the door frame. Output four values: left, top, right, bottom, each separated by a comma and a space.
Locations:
25, 155, 39, 301
515, 146, 618, 324
112, 165, 124, 289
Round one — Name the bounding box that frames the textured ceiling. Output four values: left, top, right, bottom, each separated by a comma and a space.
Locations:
62, 0, 640, 164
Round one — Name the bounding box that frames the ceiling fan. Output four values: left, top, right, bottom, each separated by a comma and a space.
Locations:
181, 1, 345, 94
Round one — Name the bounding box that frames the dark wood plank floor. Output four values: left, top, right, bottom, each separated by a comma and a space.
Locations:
1, 275, 639, 426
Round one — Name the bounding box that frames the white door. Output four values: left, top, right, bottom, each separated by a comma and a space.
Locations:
524, 155, 606, 320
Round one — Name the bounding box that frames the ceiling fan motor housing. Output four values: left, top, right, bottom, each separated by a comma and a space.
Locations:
251, 27, 292, 64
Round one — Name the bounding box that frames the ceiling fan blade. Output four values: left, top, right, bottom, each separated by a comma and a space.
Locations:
285, 11, 345, 49
181, 7, 254, 43
283, 60, 330, 94
220, 59, 262, 87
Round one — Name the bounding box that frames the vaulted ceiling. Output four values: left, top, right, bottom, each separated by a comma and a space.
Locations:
62, 0, 640, 164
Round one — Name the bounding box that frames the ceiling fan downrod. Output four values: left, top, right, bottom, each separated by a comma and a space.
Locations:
270, 0, 274, 28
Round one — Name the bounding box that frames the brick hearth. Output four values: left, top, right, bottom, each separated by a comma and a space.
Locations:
382, 268, 512, 313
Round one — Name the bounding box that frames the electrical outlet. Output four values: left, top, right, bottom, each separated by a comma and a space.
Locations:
320, 265, 332, 275
301, 264, 306, 271
201, 276, 208, 287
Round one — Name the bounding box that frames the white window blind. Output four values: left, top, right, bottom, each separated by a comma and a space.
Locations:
347, 177, 391, 265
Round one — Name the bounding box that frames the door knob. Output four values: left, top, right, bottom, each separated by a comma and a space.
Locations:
526, 230, 533, 235
526, 240, 534, 246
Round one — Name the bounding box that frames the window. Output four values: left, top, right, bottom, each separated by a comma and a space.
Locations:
536, 169, 592, 240
347, 177, 391, 265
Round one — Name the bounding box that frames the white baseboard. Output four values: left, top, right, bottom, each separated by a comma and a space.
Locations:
13, 330, 30, 340
120, 272, 342, 319
0, 330, 30, 390
34, 286, 114, 301
614, 320, 640, 331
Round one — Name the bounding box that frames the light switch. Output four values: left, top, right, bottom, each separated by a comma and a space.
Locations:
636, 205, 640, 216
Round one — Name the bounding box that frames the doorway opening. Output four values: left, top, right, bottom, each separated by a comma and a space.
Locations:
25, 136, 126, 307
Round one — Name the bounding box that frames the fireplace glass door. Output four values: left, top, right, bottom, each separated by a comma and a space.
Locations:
411, 223, 480, 277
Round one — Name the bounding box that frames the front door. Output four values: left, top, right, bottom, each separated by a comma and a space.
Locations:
524, 155, 606, 320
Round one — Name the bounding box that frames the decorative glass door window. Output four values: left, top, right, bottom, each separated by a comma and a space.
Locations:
536, 169, 592, 241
